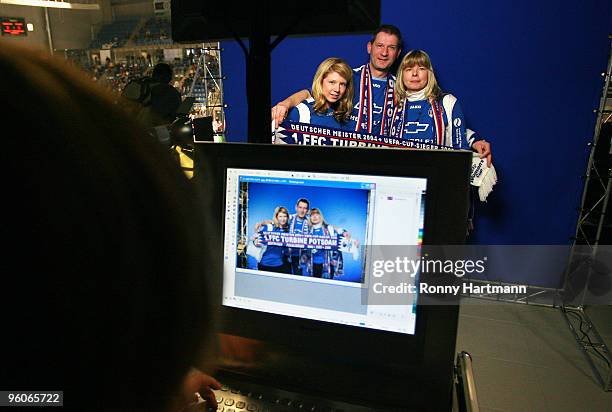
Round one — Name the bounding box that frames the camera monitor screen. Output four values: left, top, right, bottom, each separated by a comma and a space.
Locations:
195, 142, 471, 410
223, 168, 426, 335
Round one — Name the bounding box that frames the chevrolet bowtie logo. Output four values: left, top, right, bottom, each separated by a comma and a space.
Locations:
404, 122, 429, 133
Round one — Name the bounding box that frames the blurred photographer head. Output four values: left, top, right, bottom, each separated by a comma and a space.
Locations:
152, 62, 173, 84
1, 43, 215, 411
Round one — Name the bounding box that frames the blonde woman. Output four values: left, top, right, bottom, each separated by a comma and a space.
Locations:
390, 49, 489, 156
304, 208, 345, 279
285, 57, 354, 130
255, 206, 291, 274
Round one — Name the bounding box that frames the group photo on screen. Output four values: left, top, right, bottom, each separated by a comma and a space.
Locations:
236, 181, 370, 283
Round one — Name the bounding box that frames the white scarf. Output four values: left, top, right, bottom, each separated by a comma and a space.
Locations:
406, 89, 427, 102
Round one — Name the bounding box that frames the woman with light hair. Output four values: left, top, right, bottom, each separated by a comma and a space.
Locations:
254, 206, 291, 274
390, 49, 481, 150
283, 57, 354, 130
304, 208, 345, 279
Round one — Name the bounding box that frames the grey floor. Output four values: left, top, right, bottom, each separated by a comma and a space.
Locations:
456, 298, 612, 411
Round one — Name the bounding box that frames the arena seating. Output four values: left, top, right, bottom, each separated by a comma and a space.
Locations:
133, 17, 173, 46
89, 18, 139, 49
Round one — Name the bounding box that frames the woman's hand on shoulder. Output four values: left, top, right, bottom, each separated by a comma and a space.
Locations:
271, 103, 289, 130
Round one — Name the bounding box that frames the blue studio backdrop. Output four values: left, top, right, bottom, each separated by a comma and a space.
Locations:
220, 0, 612, 287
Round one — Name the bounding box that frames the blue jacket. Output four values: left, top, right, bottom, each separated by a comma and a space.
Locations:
259, 225, 288, 267
286, 98, 352, 131
389, 95, 474, 149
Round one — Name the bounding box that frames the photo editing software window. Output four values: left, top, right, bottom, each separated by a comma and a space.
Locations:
223, 168, 427, 335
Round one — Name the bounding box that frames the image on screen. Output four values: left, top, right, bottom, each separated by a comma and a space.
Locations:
222, 168, 426, 335
237, 181, 369, 282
